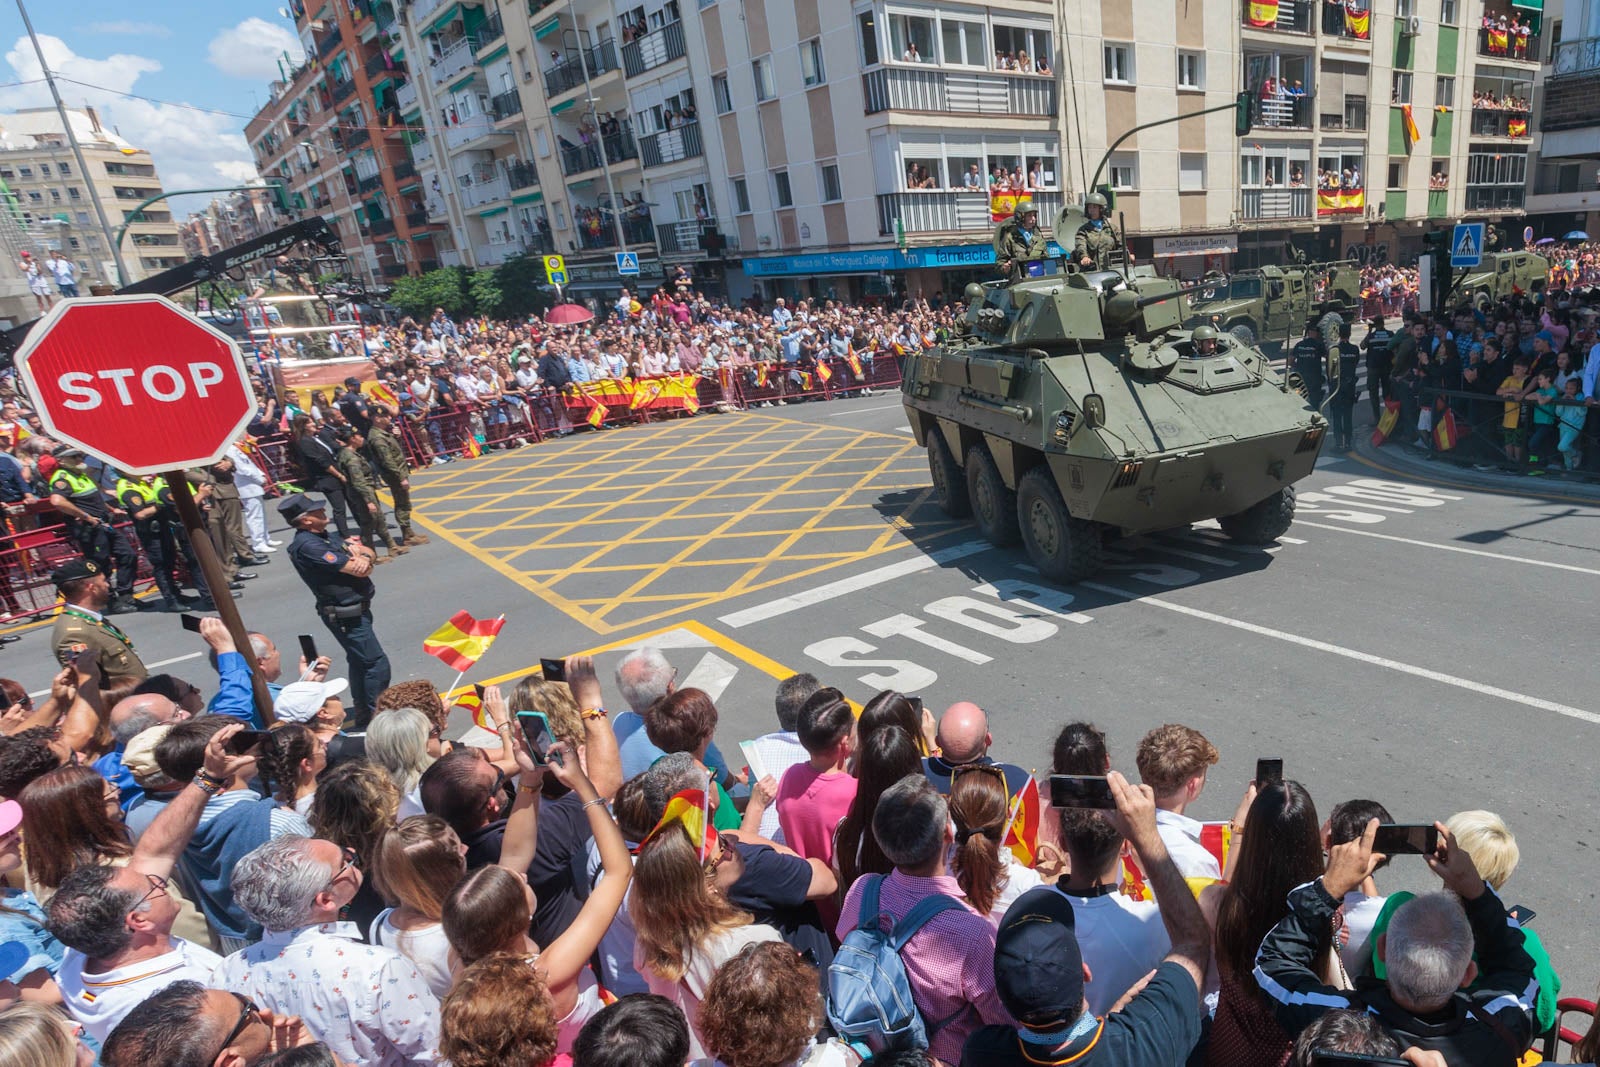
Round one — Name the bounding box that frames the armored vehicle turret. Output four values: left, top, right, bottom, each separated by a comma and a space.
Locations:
902, 205, 1327, 583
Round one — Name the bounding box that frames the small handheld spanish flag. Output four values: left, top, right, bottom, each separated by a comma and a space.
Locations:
587, 402, 608, 428
450, 684, 491, 730
845, 351, 863, 379
368, 381, 401, 410
816, 361, 833, 384
1002, 776, 1042, 868
645, 788, 715, 860
755, 363, 770, 387
423, 611, 506, 673
461, 435, 482, 459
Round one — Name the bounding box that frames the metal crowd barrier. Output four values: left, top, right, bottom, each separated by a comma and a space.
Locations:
1380, 384, 1600, 482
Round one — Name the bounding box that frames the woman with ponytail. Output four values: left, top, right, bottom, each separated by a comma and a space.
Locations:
947, 764, 1042, 924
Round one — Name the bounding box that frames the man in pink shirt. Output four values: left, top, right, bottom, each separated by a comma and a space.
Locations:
836, 776, 1015, 1064
775, 687, 857, 866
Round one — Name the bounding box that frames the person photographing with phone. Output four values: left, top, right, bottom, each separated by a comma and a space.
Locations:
1254, 819, 1540, 1067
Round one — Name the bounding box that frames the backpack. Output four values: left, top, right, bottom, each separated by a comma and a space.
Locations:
826, 875, 966, 1054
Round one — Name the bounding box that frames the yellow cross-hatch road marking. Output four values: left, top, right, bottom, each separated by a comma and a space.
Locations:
405, 413, 962, 635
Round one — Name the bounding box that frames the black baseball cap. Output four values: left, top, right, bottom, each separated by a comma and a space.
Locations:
52, 558, 103, 587
993, 887, 1086, 1032
276, 493, 328, 522
344, 376, 363, 388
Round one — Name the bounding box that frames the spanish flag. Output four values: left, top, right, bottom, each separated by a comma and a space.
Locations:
1433, 406, 1458, 451
645, 788, 716, 860
1247, 0, 1280, 25
423, 611, 506, 672
1508, 118, 1527, 137
368, 381, 400, 410
1344, 6, 1370, 37
1120, 822, 1232, 901
1401, 103, 1420, 148
816, 361, 833, 384
1488, 27, 1509, 51
461, 435, 482, 459
1002, 777, 1041, 868
630, 379, 663, 410
451, 684, 491, 730
800, 372, 813, 391
754, 363, 770, 387
587, 402, 608, 428
679, 376, 700, 414
989, 191, 1018, 223
845, 351, 863, 379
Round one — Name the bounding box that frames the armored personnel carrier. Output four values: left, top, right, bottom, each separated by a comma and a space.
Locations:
901, 205, 1328, 583
1184, 261, 1360, 348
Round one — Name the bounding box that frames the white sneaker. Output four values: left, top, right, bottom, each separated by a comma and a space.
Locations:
253, 544, 274, 554
267, 539, 283, 547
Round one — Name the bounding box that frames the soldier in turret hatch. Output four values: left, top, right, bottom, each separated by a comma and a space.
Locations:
1073, 192, 1126, 270
1190, 324, 1220, 357
994, 197, 1049, 282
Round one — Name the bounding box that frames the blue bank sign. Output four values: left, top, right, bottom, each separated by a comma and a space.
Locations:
740, 242, 1065, 278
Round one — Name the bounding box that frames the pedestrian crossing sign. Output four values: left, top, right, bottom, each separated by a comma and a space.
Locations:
1450, 223, 1484, 269
543, 255, 567, 285
615, 251, 640, 276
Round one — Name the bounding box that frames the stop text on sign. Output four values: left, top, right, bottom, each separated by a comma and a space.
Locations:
58, 363, 228, 410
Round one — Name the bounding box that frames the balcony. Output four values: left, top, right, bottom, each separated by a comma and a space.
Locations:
1252, 91, 1315, 130
1239, 187, 1313, 220
1242, 0, 1312, 34
393, 159, 418, 182
656, 219, 716, 255
544, 39, 620, 98
473, 9, 505, 52
1321, 2, 1373, 42
639, 121, 702, 168
875, 190, 1063, 236
506, 160, 539, 190
429, 37, 476, 86
621, 20, 685, 78
317, 28, 343, 58
410, 137, 434, 165
444, 114, 501, 149
331, 77, 357, 106
861, 66, 1056, 117
371, 215, 398, 236
347, 124, 371, 147
382, 261, 408, 278
1427, 188, 1450, 217
491, 89, 523, 121
1469, 107, 1531, 138
1542, 39, 1600, 133
406, 209, 429, 227
462, 174, 509, 208
1464, 185, 1524, 211
358, 173, 384, 193
560, 127, 638, 175
1477, 27, 1540, 62
366, 51, 403, 79
409, 0, 451, 23
397, 80, 418, 112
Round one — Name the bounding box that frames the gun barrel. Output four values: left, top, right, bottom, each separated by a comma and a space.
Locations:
1134, 283, 1211, 310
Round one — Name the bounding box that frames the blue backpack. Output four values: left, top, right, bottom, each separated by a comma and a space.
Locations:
826, 875, 967, 1053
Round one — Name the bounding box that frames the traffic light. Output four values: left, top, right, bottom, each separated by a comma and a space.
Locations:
1235, 90, 1254, 137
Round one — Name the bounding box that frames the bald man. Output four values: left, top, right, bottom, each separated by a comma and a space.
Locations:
99, 691, 197, 811
922, 701, 1031, 797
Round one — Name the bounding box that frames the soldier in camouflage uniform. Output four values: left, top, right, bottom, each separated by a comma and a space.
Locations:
336, 427, 405, 561
993, 197, 1049, 282
365, 408, 428, 547
1073, 192, 1125, 271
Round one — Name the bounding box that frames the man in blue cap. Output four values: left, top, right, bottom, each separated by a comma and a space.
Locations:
961, 772, 1211, 1067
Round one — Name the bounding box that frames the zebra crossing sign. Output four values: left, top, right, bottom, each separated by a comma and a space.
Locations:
1450, 223, 1484, 269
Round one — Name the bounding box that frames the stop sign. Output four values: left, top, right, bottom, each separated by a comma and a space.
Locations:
15, 295, 257, 475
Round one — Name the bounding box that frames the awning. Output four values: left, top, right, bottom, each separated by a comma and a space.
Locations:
1510, 0, 1541, 9
479, 206, 509, 218
549, 98, 577, 114
512, 191, 544, 205
534, 17, 561, 39
424, 4, 460, 34
447, 72, 480, 94
479, 44, 509, 66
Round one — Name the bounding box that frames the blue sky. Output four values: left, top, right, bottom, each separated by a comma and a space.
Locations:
0, 3, 306, 215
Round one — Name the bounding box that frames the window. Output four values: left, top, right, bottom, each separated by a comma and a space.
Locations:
773, 169, 793, 207
858, 11, 880, 66
1108, 153, 1137, 190
18, 166, 31, 177
820, 162, 842, 202
1435, 75, 1454, 108
1240, 153, 1262, 186
1387, 158, 1406, 189
48, 189, 60, 202
38, 163, 50, 177
1440, 0, 1457, 23
1177, 51, 1204, 90
67, 187, 80, 201
57, 162, 69, 176
800, 38, 826, 86
1392, 71, 1412, 104
1179, 153, 1206, 191
732, 176, 751, 213
888, 14, 934, 62
753, 56, 775, 101
993, 24, 1052, 72
75, 211, 89, 224
1396, 0, 1415, 16
1103, 43, 1133, 84
939, 18, 985, 66
1343, 94, 1368, 130
713, 73, 733, 113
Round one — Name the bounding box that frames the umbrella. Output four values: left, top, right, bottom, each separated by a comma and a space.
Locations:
1564, 230, 1589, 241
1535, 237, 1557, 246
545, 303, 594, 325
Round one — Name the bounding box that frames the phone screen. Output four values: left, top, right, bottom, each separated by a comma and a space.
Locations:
540, 657, 567, 683
1255, 758, 1284, 788
298, 635, 319, 663
1507, 904, 1536, 926
1049, 775, 1116, 810
180, 613, 205, 634
517, 710, 556, 764
1372, 823, 1439, 856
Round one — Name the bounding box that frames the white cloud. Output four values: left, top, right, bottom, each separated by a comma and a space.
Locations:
207, 18, 305, 82
87, 21, 173, 38
0, 35, 257, 206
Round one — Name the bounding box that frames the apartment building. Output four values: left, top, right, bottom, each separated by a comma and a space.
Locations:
246, 0, 445, 284
0, 107, 186, 286
180, 188, 285, 257
1526, 0, 1600, 235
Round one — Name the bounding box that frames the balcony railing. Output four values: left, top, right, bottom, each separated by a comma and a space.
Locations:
1477, 27, 1541, 62
317, 29, 343, 58
544, 39, 620, 98
1239, 186, 1313, 220
473, 9, 505, 51
862, 66, 1056, 117
444, 114, 499, 149
397, 80, 418, 112
1242, 0, 1312, 33
621, 20, 686, 78
429, 37, 475, 86
347, 124, 371, 147
1464, 185, 1525, 211
639, 121, 702, 168
462, 174, 509, 208
370, 216, 398, 236
358, 173, 383, 193
491, 89, 523, 121
559, 127, 638, 175
1469, 107, 1532, 138
1322, 4, 1373, 41
875, 190, 1063, 236
406, 209, 429, 227
331, 78, 357, 106
1252, 91, 1315, 129
366, 51, 402, 78
409, 137, 433, 165
506, 160, 539, 190
1552, 35, 1600, 76
656, 219, 716, 254
393, 159, 418, 182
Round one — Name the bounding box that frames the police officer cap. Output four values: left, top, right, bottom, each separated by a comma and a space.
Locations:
1084, 192, 1108, 208
344, 376, 363, 389
52, 558, 102, 587
276, 493, 329, 522
52, 445, 85, 459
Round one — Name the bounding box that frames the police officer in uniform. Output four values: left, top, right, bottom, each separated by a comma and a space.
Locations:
1291, 323, 1329, 409
280, 493, 390, 728
49, 559, 148, 700
48, 447, 143, 614
1329, 321, 1362, 449
115, 473, 214, 612
993, 197, 1049, 282
1190, 324, 1221, 358
1362, 315, 1395, 423
1073, 193, 1126, 271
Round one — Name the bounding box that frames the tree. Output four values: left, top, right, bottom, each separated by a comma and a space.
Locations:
490, 254, 554, 320
389, 267, 471, 318
468, 268, 504, 318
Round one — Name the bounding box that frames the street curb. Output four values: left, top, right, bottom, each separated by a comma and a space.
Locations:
1345, 435, 1600, 504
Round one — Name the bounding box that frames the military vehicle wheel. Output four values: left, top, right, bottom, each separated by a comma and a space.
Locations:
1228, 322, 1257, 346
1017, 468, 1102, 582
1219, 486, 1296, 544
927, 434, 970, 518
965, 446, 1020, 546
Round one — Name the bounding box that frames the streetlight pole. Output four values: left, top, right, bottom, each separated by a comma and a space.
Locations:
15, 0, 131, 286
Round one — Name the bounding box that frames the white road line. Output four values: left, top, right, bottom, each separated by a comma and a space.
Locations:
719, 540, 992, 627
1293, 519, 1600, 577
821, 403, 905, 418
894, 426, 913, 434
1082, 582, 1600, 725
1140, 537, 1240, 567
28, 651, 204, 698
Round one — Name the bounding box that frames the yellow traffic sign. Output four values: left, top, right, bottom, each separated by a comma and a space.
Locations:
543, 254, 567, 285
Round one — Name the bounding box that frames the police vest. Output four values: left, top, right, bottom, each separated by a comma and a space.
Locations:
53, 469, 99, 498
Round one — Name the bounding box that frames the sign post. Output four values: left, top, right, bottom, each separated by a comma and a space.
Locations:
1450, 222, 1485, 269
544, 254, 568, 304
13, 295, 276, 723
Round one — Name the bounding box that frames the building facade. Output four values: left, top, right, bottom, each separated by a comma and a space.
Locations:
1526, 0, 1600, 237
180, 188, 285, 257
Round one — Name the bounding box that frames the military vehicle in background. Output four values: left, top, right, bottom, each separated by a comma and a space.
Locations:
1183, 261, 1361, 349
1449, 250, 1549, 309
900, 205, 1328, 583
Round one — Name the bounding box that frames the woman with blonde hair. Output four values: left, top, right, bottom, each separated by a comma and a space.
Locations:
0, 1002, 91, 1067
308, 760, 399, 936
369, 814, 463, 996
948, 764, 1042, 924
439, 953, 560, 1067
365, 708, 435, 819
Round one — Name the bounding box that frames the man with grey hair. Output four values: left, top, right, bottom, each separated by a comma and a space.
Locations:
835, 776, 1015, 1064
611, 646, 729, 780
1256, 819, 1538, 1066
214, 834, 442, 1065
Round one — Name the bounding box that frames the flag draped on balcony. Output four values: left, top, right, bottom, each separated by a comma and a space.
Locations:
989, 192, 1018, 222
1401, 104, 1421, 148
1488, 27, 1510, 51
1344, 5, 1370, 37
1248, 0, 1281, 26
1507, 118, 1527, 137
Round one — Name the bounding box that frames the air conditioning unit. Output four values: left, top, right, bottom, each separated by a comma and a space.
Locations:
1403, 14, 1421, 35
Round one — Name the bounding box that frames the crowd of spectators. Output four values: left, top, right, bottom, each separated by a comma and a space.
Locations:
895, 43, 1050, 75
1479, 10, 1534, 58
1470, 90, 1530, 112
0, 624, 1586, 1067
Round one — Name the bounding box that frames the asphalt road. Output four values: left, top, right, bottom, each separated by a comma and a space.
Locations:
6, 389, 1597, 1004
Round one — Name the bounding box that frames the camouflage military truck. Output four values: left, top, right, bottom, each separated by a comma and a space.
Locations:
1449, 250, 1549, 308
1184, 262, 1361, 349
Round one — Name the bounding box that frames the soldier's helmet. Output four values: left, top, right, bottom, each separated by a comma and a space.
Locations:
1014, 196, 1037, 217
1084, 192, 1108, 210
